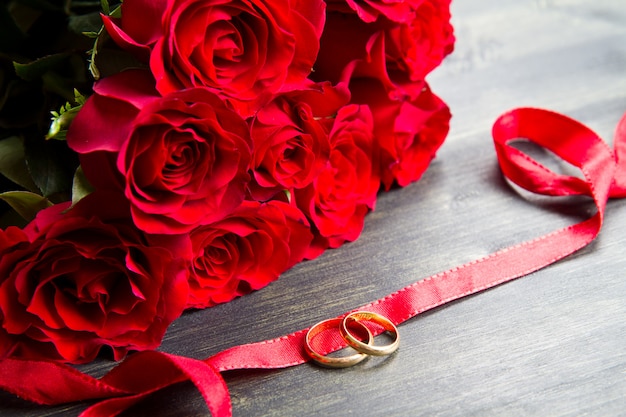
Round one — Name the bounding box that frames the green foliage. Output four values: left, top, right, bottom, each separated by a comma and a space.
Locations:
0, 0, 116, 224
0, 191, 53, 222
24, 134, 79, 199
13, 54, 70, 82
101, 0, 111, 16
47, 89, 87, 140
71, 165, 94, 207
87, 2, 123, 80
0, 136, 40, 192
11, 1, 62, 12
0, 3, 26, 52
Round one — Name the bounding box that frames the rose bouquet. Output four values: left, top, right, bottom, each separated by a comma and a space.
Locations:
0, 0, 454, 365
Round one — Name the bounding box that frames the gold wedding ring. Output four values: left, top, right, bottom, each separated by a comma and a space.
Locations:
304, 317, 373, 368
340, 311, 400, 356
304, 311, 400, 368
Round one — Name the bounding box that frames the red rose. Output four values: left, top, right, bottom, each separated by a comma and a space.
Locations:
248, 82, 350, 200
312, 12, 372, 85
0, 192, 190, 364
294, 104, 378, 254
315, 0, 454, 84
320, 24, 451, 190
67, 70, 252, 234
352, 78, 451, 189
326, 0, 422, 23
104, 0, 326, 116
101, 0, 168, 61
187, 200, 312, 308
383, 0, 455, 82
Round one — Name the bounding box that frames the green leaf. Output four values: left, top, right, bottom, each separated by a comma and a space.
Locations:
24, 135, 77, 199
41, 70, 76, 102
101, 0, 110, 15
47, 89, 87, 140
0, 136, 40, 192
0, 191, 53, 221
71, 165, 94, 206
13, 53, 70, 82
110, 3, 122, 19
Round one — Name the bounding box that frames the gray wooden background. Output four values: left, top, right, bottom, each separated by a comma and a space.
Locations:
2, 0, 626, 416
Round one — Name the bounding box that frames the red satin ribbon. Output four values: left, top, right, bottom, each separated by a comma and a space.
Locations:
1, 108, 625, 416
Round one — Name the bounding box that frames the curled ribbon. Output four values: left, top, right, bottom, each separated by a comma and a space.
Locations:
1, 108, 625, 416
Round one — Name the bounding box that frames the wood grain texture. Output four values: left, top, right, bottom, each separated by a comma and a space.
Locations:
2, 1, 626, 416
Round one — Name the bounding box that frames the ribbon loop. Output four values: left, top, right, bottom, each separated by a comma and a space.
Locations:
491, 108, 626, 241
492, 108, 618, 207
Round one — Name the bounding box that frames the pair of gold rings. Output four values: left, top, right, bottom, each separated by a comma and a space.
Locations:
304, 311, 400, 368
